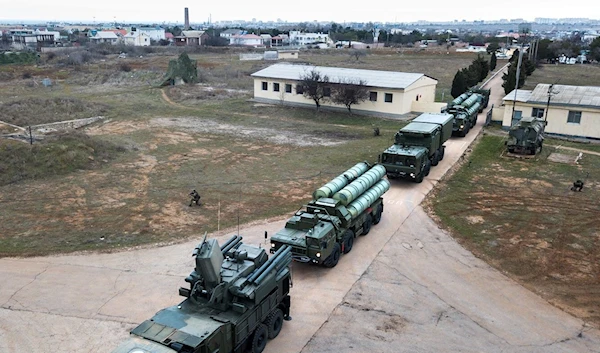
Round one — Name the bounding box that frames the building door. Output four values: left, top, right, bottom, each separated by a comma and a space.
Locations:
511, 110, 522, 127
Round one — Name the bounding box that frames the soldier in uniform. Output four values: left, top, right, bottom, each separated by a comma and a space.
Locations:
571, 180, 584, 192
189, 189, 201, 206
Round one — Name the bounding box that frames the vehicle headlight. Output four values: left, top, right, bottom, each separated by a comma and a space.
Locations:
271, 243, 275, 248
460, 125, 464, 129
410, 173, 415, 178
316, 252, 321, 258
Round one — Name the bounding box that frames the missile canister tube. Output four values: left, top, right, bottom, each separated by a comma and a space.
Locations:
313, 162, 370, 200
332, 165, 386, 206
461, 94, 479, 108
466, 103, 481, 117
248, 245, 287, 283
255, 250, 292, 284
451, 93, 469, 106
347, 179, 390, 218
221, 235, 242, 254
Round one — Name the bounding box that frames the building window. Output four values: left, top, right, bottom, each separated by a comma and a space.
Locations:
262, 82, 268, 91
384, 93, 393, 103
567, 111, 582, 124
532, 107, 545, 118
296, 85, 304, 94
323, 87, 331, 97
273, 83, 280, 92
285, 84, 292, 93
370, 91, 377, 101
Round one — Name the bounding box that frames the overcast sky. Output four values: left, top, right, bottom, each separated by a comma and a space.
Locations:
0, 1, 595, 24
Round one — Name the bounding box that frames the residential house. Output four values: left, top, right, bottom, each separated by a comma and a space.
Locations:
229, 34, 263, 47
124, 31, 151, 46
251, 63, 440, 118
219, 29, 244, 38
90, 31, 119, 44
137, 27, 166, 41
175, 30, 207, 46
502, 84, 600, 139
260, 34, 272, 47
288, 31, 333, 47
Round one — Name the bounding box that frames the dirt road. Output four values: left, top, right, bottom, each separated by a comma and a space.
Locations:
2, 69, 599, 352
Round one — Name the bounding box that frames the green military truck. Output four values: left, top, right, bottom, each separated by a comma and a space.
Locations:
270, 162, 390, 268
443, 92, 483, 137
379, 113, 453, 183
112, 235, 292, 353
507, 116, 546, 155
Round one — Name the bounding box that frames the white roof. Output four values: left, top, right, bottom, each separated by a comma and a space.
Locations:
93, 31, 118, 39
504, 84, 600, 109
529, 84, 600, 108
503, 89, 532, 103
182, 30, 205, 38
251, 63, 434, 89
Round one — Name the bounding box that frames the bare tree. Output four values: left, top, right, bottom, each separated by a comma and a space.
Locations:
331, 78, 369, 113
298, 69, 330, 111
350, 49, 367, 61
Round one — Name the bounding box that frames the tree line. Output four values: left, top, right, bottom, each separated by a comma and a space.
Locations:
450, 55, 491, 98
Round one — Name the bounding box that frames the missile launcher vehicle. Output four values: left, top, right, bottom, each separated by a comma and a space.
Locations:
270, 162, 390, 268
112, 235, 292, 353
443, 91, 483, 137
507, 116, 546, 155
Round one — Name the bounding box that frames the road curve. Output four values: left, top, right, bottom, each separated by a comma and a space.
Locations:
1, 68, 598, 353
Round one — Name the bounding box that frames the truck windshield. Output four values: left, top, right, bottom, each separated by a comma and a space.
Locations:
382, 154, 415, 167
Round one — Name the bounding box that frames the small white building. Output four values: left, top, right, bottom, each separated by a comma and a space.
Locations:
123, 31, 151, 46
90, 31, 119, 44
251, 63, 440, 118
137, 27, 165, 41
288, 31, 333, 47
220, 29, 244, 38
502, 84, 600, 139
229, 34, 263, 47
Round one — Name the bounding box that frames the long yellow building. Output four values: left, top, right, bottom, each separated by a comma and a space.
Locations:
251, 63, 440, 118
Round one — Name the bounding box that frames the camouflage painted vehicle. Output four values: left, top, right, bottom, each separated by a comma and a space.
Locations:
442, 92, 483, 137
507, 116, 546, 155
112, 235, 292, 353
270, 162, 389, 268
379, 113, 453, 183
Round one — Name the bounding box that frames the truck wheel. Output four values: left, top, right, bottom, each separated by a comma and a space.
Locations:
431, 151, 440, 166
415, 173, 424, 183
373, 204, 383, 225
323, 243, 341, 268
361, 216, 372, 236
265, 309, 284, 339
343, 230, 355, 253
251, 324, 268, 353
424, 161, 431, 176
439, 147, 445, 161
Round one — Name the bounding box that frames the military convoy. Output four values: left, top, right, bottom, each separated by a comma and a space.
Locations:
506, 116, 546, 155
112, 235, 292, 353
270, 162, 389, 268
379, 113, 453, 183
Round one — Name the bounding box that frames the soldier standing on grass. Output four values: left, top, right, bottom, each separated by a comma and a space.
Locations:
189, 189, 201, 206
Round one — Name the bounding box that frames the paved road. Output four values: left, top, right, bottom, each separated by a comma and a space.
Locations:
2, 69, 599, 353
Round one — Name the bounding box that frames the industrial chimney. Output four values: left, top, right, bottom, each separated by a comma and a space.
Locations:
184, 7, 190, 30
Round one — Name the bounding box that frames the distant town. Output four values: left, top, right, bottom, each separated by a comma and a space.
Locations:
1, 11, 600, 64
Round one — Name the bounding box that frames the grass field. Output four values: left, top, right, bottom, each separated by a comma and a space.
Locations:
427, 134, 600, 326
523, 63, 600, 89
0, 48, 597, 261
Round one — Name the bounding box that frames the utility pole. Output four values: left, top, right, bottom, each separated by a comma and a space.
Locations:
511, 46, 524, 123
545, 83, 559, 122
